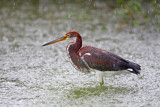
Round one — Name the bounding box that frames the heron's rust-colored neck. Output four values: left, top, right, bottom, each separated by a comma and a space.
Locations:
66, 34, 82, 70
67, 34, 82, 54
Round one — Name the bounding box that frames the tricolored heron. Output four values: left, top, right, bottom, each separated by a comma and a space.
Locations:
43, 31, 141, 86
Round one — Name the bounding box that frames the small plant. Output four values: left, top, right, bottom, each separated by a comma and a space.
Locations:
114, 0, 160, 27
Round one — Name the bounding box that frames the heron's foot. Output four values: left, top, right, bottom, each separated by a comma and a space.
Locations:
99, 81, 104, 86
100, 82, 103, 86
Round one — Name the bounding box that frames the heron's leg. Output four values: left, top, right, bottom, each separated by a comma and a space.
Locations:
96, 71, 104, 86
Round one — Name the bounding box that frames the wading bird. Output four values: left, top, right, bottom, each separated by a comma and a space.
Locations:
43, 31, 141, 86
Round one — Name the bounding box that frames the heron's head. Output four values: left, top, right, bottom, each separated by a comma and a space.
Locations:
42, 30, 80, 46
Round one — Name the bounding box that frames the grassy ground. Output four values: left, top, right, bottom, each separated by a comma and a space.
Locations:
0, 0, 159, 28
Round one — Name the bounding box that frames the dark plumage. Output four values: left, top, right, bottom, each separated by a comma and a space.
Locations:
79, 46, 141, 74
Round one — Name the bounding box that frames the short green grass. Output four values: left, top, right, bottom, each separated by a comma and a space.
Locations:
68, 86, 133, 99
73, 86, 107, 98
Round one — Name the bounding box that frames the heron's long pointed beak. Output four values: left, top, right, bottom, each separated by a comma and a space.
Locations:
42, 35, 69, 46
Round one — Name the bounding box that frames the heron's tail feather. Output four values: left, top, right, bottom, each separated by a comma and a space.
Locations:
127, 61, 141, 75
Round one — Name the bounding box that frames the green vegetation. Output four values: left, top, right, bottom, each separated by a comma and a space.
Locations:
0, 0, 159, 28
68, 86, 132, 99
113, 0, 160, 26
158, 20, 160, 27
68, 86, 108, 98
